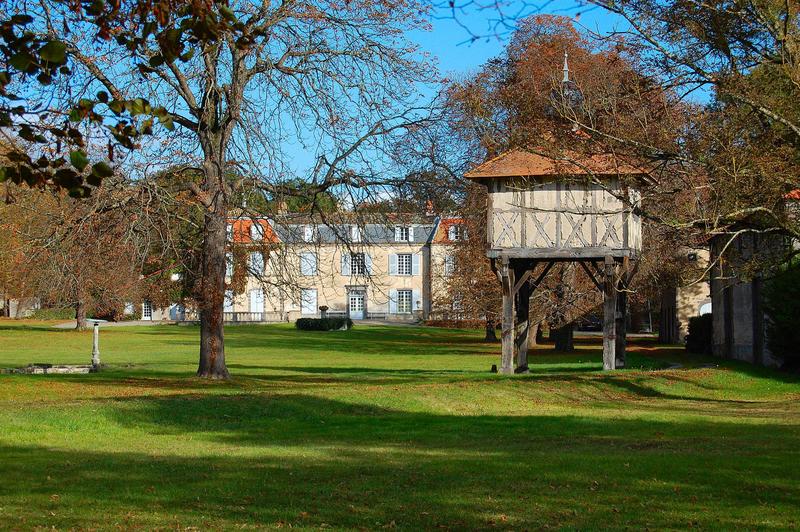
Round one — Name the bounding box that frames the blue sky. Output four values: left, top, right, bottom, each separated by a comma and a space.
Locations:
284, 2, 631, 184
412, 2, 628, 79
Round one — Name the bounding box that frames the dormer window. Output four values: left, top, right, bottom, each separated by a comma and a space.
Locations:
250, 222, 264, 241
448, 224, 466, 241
303, 225, 316, 243
395, 226, 414, 242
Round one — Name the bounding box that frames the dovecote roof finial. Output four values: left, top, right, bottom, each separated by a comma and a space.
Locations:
563, 51, 569, 83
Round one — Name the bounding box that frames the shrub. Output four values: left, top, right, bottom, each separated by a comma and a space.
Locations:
764, 263, 800, 368
424, 319, 488, 329
29, 307, 75, 320
295, 317, 353, 331
686, 314, 713, 355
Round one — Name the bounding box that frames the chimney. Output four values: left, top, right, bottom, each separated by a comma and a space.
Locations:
425, 199, 435, 217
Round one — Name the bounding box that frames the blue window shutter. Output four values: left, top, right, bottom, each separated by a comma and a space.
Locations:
365, 253, 372, 274
301, 252, 315, 276
408, 227, 415, 241
250, 252, 264, 274
341, 253, 351, 276
394, 227, 401, 242
389, 254, 398, 275
389, 289, 398, 314
412, 254, 421, 275
412, 289, 421, 311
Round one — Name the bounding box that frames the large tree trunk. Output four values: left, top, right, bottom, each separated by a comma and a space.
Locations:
658, 286, 679, 344
552, 323, 575, 352
484, 318, 498, 342
196, 160, 230, 379
75, 300, 87, 331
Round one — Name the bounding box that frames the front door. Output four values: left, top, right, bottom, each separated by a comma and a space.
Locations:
142, 300, 153, 321
349, 294, 364, 320
250, 289, 264, 319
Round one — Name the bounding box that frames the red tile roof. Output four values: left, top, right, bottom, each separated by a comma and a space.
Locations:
230, 219, 280, 244
432, 217, 465, 244
464, 148, 648, 179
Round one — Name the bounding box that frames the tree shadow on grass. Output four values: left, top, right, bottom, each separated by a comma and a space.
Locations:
2, 394, 799, 529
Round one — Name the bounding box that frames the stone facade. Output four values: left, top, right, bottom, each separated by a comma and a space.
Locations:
221, 214, 464, 322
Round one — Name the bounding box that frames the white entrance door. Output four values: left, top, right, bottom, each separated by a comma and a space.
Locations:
301, 289, 318, 315
142, 300, 153, 321
250, 289, 264, 318
349, 294, 364, 320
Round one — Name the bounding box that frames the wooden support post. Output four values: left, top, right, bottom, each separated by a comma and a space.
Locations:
615, 257, 629, 368
514, 264, 532, 372
603, 256, 617, 371
500, 258, 515, 374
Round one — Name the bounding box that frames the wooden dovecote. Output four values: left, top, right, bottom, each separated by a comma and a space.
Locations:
465, 147, 649, 374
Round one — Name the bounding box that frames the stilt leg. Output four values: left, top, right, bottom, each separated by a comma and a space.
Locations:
615, 257, 630, 368
515, 268, 531, 373
500, 258, 515, 374
603, 256, 617, 371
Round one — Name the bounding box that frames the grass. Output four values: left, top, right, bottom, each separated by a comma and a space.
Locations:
1, 319, 799, 530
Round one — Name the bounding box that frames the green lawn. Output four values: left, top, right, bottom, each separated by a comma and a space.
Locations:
1, 320, 799, 530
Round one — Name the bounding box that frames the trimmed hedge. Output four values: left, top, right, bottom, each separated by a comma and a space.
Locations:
424, 319, 488, 329
295, 317, 353, 331
29, 307, 75, 320
686, 313, 713, 355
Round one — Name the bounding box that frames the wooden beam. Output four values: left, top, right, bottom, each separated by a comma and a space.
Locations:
500, 258, 515, 375
514, 265, 532, 373
531, 261, 555, 289
512, 269, 533, 296
487, 247, 636, 260
602, 255, 617, 371
615, 255, 630, 368
578, 261, 603, 292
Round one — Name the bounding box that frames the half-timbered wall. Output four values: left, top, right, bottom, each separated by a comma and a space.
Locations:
487, 178, 641, 255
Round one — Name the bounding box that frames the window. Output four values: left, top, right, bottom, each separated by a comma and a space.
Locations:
397, 253, 412, 276
444, 254, 455, 275
351, 252, 366, 275
303, 225, 315, 242
250, 222, 264, 241
397, 289, 412, 314
448, 224, 466, 241
224, 290, 234, 312
225, 252, 233, 277
226, 224, 233, 241
300, 252, 317, 276
351, 225, 361, 242
301, 289, 318, 315
249, 251, 264, 274
395, 226, 414, 242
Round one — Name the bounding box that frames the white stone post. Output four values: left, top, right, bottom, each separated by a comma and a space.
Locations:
91, 322, 100, 368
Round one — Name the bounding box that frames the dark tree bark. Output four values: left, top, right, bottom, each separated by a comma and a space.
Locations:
75, 300, 87, 331
530, 321, 540, 347
484, 318, 498, 342
552, 323, 575, 352
659, 286, 679, 344
195, 158, 230, 379
535, 322, 545, 344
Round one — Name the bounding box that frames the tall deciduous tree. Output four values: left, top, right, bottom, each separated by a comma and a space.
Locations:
23, 0, 432, 377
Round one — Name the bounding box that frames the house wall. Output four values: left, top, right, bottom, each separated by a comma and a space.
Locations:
710, 232, 782, 367
228, 241, 431, 321
487, 178, 642, 253
676, 248, 711, 341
